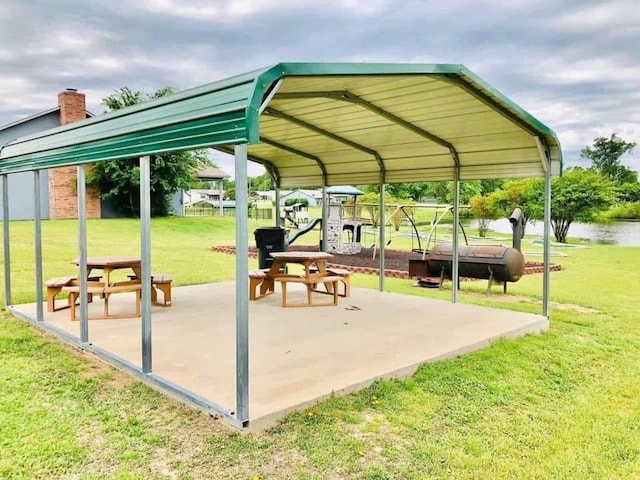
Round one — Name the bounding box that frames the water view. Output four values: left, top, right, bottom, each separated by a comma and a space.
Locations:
485, 218, 640, 247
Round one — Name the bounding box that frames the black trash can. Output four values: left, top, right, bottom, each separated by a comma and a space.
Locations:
254, 227, 288, 269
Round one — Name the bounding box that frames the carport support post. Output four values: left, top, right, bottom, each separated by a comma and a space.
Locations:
451, 171, 460, 303
77, 165, 89, 343
234, 144, 250, 424
34, 170, 43, 321
542, 166, 551, 318
321, 185, 328, 251
219, 180, 224, 217
140, 156, 152, 373
379, 184, 385, 291
275, 186, 281, 227
2, 174, 11, 307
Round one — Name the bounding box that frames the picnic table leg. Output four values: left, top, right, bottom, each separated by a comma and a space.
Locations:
69, 291, 78, 320
281, 281, 288, 307
259, 277, 274, 296
306, 283, 313, 305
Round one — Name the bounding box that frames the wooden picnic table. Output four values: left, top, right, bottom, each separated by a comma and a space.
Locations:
72, 256, 142, 286
258, 251, 341, 306
268, 251, 334, 280
65, 257, 144, 319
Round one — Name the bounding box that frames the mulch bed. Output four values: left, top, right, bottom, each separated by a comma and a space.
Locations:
211, 244, 560, 279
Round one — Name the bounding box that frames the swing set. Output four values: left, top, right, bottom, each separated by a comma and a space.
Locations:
364, 204, 469, 259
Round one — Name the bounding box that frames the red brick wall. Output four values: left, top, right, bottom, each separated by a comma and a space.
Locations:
48, 90, 101, 219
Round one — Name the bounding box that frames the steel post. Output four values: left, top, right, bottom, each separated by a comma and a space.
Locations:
219, 179, 224, 217
543, 166, 551, 318
140, 156, 153, 373
2, 174, 10, 307
379, 184, 386, 291
321, 185, 328, 251
451, 171, 460, 303
275, 186, 281, 227
234, 144, 250, 424
77, 165, 89, 342
34, 170, 43, 321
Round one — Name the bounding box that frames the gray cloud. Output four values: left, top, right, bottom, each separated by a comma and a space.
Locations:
1, 0, 638, 175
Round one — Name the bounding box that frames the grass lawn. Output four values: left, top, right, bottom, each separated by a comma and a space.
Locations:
1, 217, 640, 479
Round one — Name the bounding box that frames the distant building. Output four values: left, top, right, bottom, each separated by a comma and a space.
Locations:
178, 164, 230, 216
0, 90, 98, 220
251, 186, 364, 207
280, 189, 319, 207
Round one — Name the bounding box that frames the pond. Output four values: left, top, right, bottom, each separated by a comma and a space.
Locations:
482, 218, 640, 247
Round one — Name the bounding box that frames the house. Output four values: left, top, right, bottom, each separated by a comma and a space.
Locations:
0, 90, 98, 220
280, 189, 319, 207
0, 90, 231, 219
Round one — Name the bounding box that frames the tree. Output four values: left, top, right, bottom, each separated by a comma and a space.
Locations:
385, 183, 431, 201
580, 134, 637, 184
223, 179, 235, 200
358, 191, 398, 228
87, 87, 207, 217
615, 182, 640, 203
468, 195, 501, 237
479, 179, 504, 195
488, 178, 541, 234
529, 168, 613, 243
250, 172, 274, 192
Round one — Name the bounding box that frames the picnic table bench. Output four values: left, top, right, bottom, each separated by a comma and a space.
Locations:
276, 275, 342, 307
62, 282, 142, 320
46, 275, 101, 312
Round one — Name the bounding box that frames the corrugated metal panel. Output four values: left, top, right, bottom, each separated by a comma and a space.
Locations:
1, 62, 562, 184
257, 65, 561, 184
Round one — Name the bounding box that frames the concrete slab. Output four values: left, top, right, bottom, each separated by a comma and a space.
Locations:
14, 282, 548, 429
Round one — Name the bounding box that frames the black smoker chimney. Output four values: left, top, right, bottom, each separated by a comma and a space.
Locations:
509, 208, 525, 251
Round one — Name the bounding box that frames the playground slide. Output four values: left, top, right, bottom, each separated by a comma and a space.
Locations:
288, 217, 322, 245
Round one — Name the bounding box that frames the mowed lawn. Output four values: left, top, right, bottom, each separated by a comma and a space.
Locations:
1, 216, 640, 479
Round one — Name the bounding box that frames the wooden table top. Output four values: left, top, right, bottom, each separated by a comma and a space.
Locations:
269, 251, 333, 262
72, 256, 141, 268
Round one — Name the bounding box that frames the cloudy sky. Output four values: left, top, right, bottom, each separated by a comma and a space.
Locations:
1, 0, 638, 178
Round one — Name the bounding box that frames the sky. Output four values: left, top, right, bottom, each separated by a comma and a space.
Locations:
1, 0, 639, 179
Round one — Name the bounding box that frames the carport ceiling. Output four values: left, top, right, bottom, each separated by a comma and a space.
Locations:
0, 63, 561, 186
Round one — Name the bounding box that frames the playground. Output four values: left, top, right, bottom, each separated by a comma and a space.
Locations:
257, 201, 561, 290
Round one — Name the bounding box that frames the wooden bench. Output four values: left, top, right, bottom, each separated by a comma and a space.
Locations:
46, 275, 101, 312
249, 269, 274, 300
276, 275, 342, 307
62, 283, 142, 320
128, 273, 173, 306
326, 267, 353, 297
151, 274, 172, 306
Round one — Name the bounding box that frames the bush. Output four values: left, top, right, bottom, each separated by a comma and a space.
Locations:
468, 195, 501, 237
603, 202, 640, 220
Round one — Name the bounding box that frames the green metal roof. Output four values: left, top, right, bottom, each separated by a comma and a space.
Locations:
0, 63, 562, 184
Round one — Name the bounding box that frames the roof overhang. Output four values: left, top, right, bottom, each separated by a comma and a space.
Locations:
0, 63, 561, 185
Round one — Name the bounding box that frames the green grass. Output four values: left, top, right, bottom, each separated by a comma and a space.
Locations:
1, 217, 640, 479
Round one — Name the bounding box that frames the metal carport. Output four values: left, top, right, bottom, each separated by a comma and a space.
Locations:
0, 63, 562, 428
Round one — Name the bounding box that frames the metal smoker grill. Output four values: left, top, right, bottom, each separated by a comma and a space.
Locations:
408, 209, 526, 293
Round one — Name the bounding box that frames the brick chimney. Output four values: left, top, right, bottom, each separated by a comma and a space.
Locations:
48, 89, 101, 219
